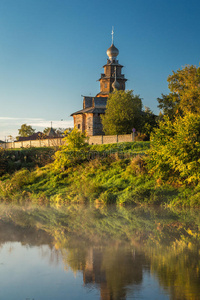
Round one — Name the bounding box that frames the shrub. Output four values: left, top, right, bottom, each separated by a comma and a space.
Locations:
147, 113, 200, 185
53, 128, 88, 170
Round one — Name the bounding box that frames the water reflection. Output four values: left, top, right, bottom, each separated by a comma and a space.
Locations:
0, 204, 199, 300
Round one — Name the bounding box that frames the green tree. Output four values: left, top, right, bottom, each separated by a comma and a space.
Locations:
157, 93, 180, 120
53, 127, 88, 170
17, 124, 35, 138
7, 135, 14, 142
158, 65, 200, 118
62, 127, 88, 151
43, 127, 72, 137
56, 127, 72, 137
147, 113, 200, 185
140, 106, 158, 140
101, 90, 143, 135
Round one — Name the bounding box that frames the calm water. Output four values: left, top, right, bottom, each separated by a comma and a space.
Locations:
0, 204, 199, 300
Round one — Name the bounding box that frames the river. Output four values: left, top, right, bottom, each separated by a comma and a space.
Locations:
0, 204, 199, 300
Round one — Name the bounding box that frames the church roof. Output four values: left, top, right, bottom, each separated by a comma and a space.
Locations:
71, 106, 106, 116
103, 62, 123, 68
96, 91, 109, 97
98, 75, 127, 81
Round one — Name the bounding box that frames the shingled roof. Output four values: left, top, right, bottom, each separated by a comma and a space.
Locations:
71, 106, 106, 116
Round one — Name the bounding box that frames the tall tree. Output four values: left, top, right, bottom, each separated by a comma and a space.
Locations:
147, 113, 200, 185
140, 106, 158, 140
157, 93, 180, 120
18, 124, 35, 137
158, 65, 200, 118
101, 90, 143, 135
168, 65, 200, 114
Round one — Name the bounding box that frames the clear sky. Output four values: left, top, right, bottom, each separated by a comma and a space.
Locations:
0, 0, 200, 140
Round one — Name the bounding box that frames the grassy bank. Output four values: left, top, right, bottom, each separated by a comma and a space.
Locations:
0, 141, 199, 206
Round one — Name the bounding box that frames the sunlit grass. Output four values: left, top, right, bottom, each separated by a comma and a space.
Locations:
0, 141, 199, 206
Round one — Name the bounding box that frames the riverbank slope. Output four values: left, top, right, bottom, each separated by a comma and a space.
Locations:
0, 142, 199, 207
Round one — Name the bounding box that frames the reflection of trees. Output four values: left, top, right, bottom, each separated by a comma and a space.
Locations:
147, 242, 200, 300
0, 204, 200, 300
0, 219, 61, 267
61, 240, 88, 273
0, 221, 53, 247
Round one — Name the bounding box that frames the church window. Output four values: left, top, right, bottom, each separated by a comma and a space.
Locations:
104, 83, 107, 88
78, 124, 80, 129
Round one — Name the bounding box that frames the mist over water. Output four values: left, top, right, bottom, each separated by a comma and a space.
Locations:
0, 204, 199, 300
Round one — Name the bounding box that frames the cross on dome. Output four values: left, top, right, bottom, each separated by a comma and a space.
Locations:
111, 26, 114, 44
106, 27, 119, 61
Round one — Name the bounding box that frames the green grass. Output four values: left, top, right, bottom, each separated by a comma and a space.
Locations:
0, 141, 199, 207
0, 155, 198, 207
89, 141, 150, 153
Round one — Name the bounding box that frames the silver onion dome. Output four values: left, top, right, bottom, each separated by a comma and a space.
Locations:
106, 43, 119, 60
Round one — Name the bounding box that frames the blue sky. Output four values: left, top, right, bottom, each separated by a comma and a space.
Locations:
0, 0, 200, 140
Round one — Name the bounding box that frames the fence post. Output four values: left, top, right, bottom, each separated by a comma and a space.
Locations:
116, 135, 118, 143
101, 135, 103, 144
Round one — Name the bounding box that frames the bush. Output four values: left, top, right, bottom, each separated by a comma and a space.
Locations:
53, 128, 88, 170
147, 113, 200, 185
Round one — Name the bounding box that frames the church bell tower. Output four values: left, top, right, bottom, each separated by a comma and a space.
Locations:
96, 28, 127, 97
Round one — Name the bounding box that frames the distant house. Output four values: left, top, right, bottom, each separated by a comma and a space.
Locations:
17, 132, 43, 141
17, 127, 59, 142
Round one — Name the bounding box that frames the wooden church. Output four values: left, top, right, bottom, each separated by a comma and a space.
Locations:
71, 32, 127, 136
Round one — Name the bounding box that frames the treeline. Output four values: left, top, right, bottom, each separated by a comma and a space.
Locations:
148, 65, 200, 187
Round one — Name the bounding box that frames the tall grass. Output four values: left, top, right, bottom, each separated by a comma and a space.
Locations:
0, 141, 199, 206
